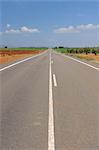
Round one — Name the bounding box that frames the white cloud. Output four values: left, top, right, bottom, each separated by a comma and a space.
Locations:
4, 26, 40, 34
20, 26, 39, 33
54, 24, 99, 34
77, 24, 99, 30
7, 24, 11, 28
5, 29, 20, 34
54, 26, 79, 33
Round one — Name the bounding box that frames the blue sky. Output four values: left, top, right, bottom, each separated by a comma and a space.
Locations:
0, 1, 99, 47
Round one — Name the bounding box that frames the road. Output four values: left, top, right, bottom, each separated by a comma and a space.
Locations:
0, 49, 99, 150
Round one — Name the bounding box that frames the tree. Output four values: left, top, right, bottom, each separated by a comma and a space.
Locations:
83, 48, 90, 55
59, 46, 64, 48
92, 49, 97, 55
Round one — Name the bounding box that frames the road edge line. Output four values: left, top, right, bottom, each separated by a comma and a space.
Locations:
54, 51, 99, 71
0, 51, 47, 72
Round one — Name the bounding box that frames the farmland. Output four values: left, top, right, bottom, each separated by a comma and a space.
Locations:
0, 47, 48, 64
54, 47, 99, 63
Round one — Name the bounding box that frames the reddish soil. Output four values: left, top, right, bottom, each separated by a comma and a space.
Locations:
0, 50, 44, 56
0, 50, 44, 64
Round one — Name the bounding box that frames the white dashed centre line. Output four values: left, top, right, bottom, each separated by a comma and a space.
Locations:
48, 50, 55, 150
51, 60, 53, 64
53, 74, 57, 87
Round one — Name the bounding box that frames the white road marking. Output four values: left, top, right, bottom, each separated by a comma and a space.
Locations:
53, 74, 57, 87
55, 52, 99, 71
48, 50, 55, 150
51, 60, 53, 64
0, 51, 47, 72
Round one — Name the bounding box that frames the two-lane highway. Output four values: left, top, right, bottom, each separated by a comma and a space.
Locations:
0, 49, 99, 150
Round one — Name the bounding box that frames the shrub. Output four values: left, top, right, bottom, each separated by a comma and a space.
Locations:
92, 49, 97, 55
79, 48, 84, 53
83, 48, 90, 54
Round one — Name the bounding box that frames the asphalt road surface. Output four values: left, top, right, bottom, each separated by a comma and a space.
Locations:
0, 49, 99, 150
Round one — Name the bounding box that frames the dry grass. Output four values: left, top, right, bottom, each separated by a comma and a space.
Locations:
74, 54, 99, 63
0, 54, 34, 64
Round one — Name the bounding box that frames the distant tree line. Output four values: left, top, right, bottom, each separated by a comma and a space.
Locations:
53, 46, 99, 55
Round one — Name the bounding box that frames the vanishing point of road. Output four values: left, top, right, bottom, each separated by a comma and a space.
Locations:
0, 49, 99, 150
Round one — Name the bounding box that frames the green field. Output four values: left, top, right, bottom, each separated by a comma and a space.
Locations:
0, 47, 48, 51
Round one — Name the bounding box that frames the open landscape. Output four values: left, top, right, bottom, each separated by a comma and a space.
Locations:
54, 47, 99, 63
1, 1, 99, 150
0, 47, 47, 64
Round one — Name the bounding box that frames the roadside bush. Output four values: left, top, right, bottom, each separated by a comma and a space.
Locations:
83, 48, 90, 54
92, 49, 97, 55
95, 48, 99, 53
79, 48, 84, 53
70, 49, 74, 53
54, 47, 99, 55
53, 47, 57, 49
